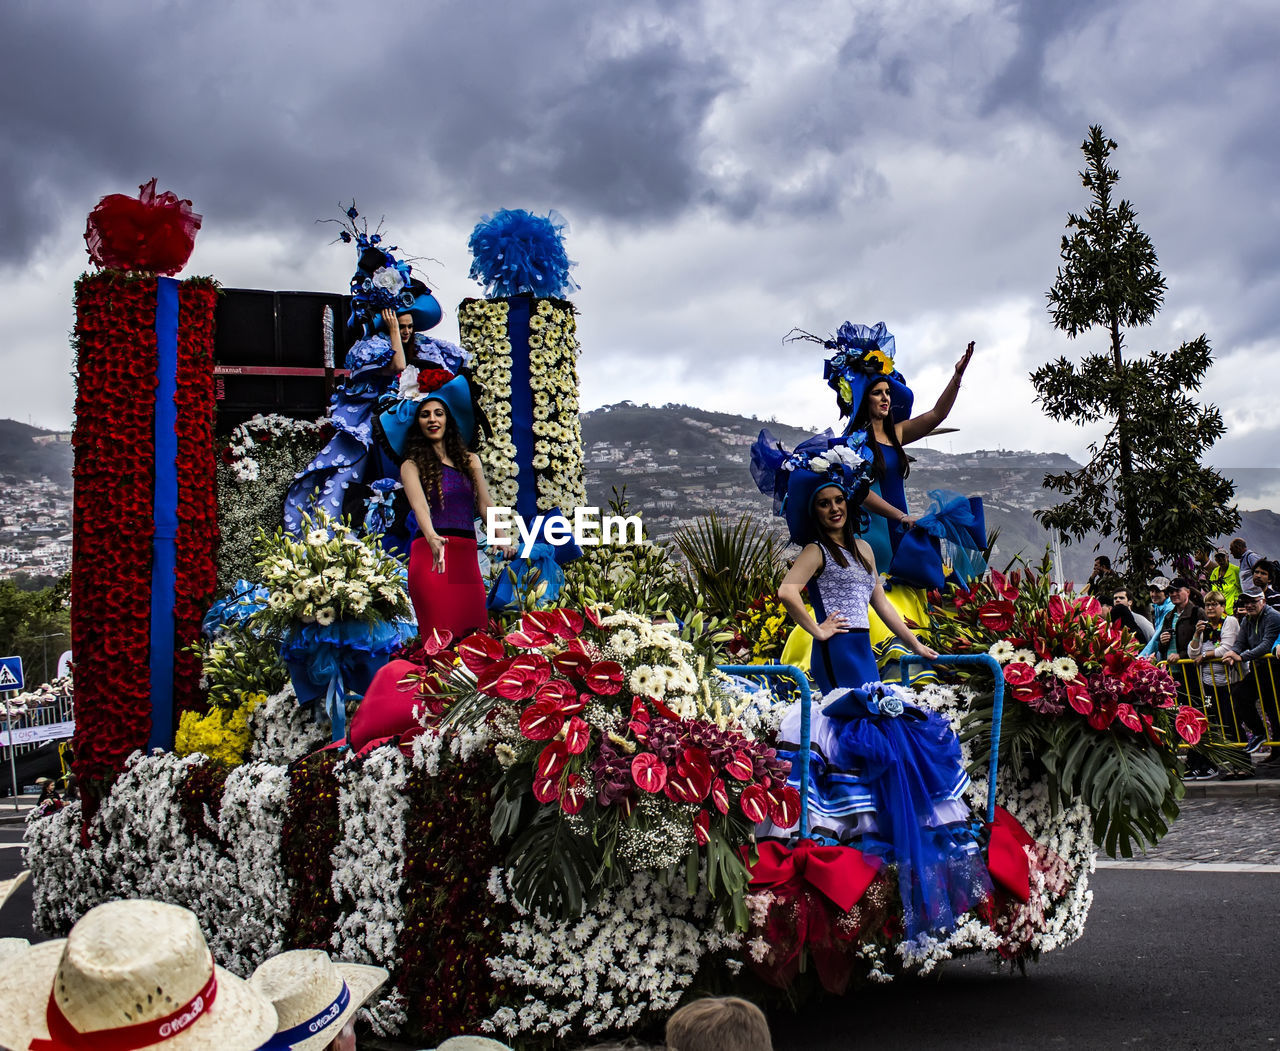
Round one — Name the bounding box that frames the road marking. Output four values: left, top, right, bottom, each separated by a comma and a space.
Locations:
1097, 859, 1280, 873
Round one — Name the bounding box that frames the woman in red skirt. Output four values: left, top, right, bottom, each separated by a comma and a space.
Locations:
391, 375, 505, 640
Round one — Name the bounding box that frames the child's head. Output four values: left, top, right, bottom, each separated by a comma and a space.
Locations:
665, 996, 772, 1051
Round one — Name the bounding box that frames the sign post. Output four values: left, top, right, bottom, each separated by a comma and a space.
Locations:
0, 656, 24, 809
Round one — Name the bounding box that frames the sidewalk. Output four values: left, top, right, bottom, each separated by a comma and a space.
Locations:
0, 795, 38, 827
1185, 775, 1280, 799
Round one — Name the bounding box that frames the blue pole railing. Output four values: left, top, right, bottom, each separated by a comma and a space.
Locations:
716, 664, 813, 838
899, 653, 1005, 826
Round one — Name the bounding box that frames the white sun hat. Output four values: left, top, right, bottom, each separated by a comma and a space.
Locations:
249, 949, 388, 1051
0, 898, 277, 1051
0, 869, 29, 911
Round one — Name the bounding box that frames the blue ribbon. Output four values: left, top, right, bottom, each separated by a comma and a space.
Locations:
888, 491, 987, 589
487, 541, 565, 610
259, 982, 351, 1049
201, 579, 269, 638
507, 297, 538, 521
148, 276, 179, 752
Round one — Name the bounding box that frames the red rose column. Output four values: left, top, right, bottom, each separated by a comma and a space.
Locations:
71, 181, 216, 807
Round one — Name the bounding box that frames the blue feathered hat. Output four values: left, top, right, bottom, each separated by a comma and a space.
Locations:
750, 429, 873, 545
376, 375, 477, 458
790, 321, 914, 426
325, 203, 442, 340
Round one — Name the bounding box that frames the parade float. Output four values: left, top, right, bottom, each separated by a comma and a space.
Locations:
23, 185, 1214, 1047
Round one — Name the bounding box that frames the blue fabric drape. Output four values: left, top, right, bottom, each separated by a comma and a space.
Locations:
148, 277, 179, 752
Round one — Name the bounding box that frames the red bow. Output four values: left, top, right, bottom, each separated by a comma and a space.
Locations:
986, 805, 1037, 903
747, 838, 881, 913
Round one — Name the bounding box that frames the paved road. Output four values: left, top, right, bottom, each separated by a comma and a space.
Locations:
3, 799, 1278, 1049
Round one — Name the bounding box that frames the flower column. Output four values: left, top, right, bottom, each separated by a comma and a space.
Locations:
71, 271, 218, 797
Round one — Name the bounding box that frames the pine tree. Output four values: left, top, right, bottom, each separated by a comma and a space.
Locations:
1032, 126, 1239, 587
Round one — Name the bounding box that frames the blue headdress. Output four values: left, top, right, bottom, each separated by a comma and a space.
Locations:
324, 202, 442, 340
789, 321, 914, 427
375, 374, 488, 459
750, 429, 873, 545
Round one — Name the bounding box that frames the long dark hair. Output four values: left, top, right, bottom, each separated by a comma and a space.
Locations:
403, 404, 478, 510
811, 486, 873, 574
850, 378, 910, 482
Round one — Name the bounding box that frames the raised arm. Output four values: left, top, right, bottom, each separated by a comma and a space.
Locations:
898, 341, 974, 446
381, 308, 407, 373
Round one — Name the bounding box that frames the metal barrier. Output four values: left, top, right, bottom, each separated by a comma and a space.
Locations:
0, 692, 75, 760
718, 653, 1006, 835
1166, 655, 1279, 747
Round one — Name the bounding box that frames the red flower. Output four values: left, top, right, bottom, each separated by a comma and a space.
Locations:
532, 776, 560, 804
739, 784, 769, 823
725, 751, 755, 781
561, 774, 588, 815
710, 777, 729, 815
584, 661, 624, 695
488, 653, 552, 699
1115, 703, 1141, 733
1175, 705, 1209, 745
977, 599, 1016, 633
457, 633, 506, 673
504, 626, 554, 649
666, 748, 713, 803
518, 700, 564, 741
631, 753, 667, 793
1009, 680, 1045, 703
693, 809, 711, 846
524, 608, 585, 639
536, 742, 569, 780
1066, 680, 1093, 715
563, 717, 590, 755
84, 179, 202, 275
533, 678, 578, 713
768, 785, 802, 828
1087, 700, 1118, 731
1003, 662, 1037, 687
551, 651, 593, 681
420, 627, 454, 655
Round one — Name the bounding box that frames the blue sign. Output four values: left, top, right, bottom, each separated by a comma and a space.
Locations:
0, 656, 24, 693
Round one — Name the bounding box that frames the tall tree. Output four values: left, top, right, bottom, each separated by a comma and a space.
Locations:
1032, 125, 1239, 587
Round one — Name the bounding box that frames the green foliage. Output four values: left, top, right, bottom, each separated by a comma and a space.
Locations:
670, 513, 786, 622
0, 574, 70, 684
1034, 125, 1239, 589
199, 629, 288, 710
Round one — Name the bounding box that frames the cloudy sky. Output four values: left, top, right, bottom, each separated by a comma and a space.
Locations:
2, 0, 1277, 491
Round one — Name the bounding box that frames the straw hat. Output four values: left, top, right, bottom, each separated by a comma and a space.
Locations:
0, 869, 28, 911
249, 949, 388, 1051
0, 898, 277, 1051
437, 1039, 514, 1051
0, 936, 30, 962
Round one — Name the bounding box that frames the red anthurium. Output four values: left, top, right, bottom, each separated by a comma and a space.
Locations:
1003, 662, 1037, 687
561, 774, 588, 815
583, 606, 602, 627
457, 633, 506, 673
739, 784, 769, 823
627, 718, 651, 743
1175, 705, 1209, 745
631, 753, 668, 793
768, 785, 802, 828
1009, 680, 1045, 704
534, 678, 578, 712
725, 751, 755, 781
532, 776, 560, 804
693, 809, 711, 846
563, 716, 591, 754
710, 777, 729, 815
564, 692, 591, 716
1087, 701, 1118, 731
475, 657, 516, 695
505, 627, 555, 649
617, 794, 636, 818
491, 652, 553, 699
537, 741, 569, 780
420, 627, 454, 655
1066, 681, 1093, 716
551, 651, 593, 680
1115, 703, 1141, 733
666, 748, 713, 802
629, 698, 651, 723
585, 661, 624, 695
526, 608, 585, 639
977, 599, 1016, 633
519, 700, 565, 741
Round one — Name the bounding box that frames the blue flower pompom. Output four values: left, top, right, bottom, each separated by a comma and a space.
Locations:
467, 208, 579, 299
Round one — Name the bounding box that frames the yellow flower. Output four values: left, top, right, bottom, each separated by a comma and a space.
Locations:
865, 348, 894, 375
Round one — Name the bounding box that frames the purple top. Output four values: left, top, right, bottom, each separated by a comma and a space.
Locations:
428, 463, 477, 535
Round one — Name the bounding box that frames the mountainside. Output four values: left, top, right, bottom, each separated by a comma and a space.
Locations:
580, 402, 1267, 585
0, 420, 72, 487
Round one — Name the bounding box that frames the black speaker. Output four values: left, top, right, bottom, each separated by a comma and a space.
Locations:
214, 289, 353, 434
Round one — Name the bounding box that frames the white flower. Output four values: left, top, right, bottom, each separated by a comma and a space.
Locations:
1051, 656, 1079, 681
316, 606, 337, 626
988, 640, 1015, 663
1010, 648, 1037, 666
371, 266, 405, 294
1034, 659, 1054, 677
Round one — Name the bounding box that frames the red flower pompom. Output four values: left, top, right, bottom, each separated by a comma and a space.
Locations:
84, 178, 202, 275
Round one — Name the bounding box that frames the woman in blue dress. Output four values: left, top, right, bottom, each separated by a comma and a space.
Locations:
753, 437, 989, 942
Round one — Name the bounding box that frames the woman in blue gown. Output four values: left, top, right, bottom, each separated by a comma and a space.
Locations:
752, 437, 990, 943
